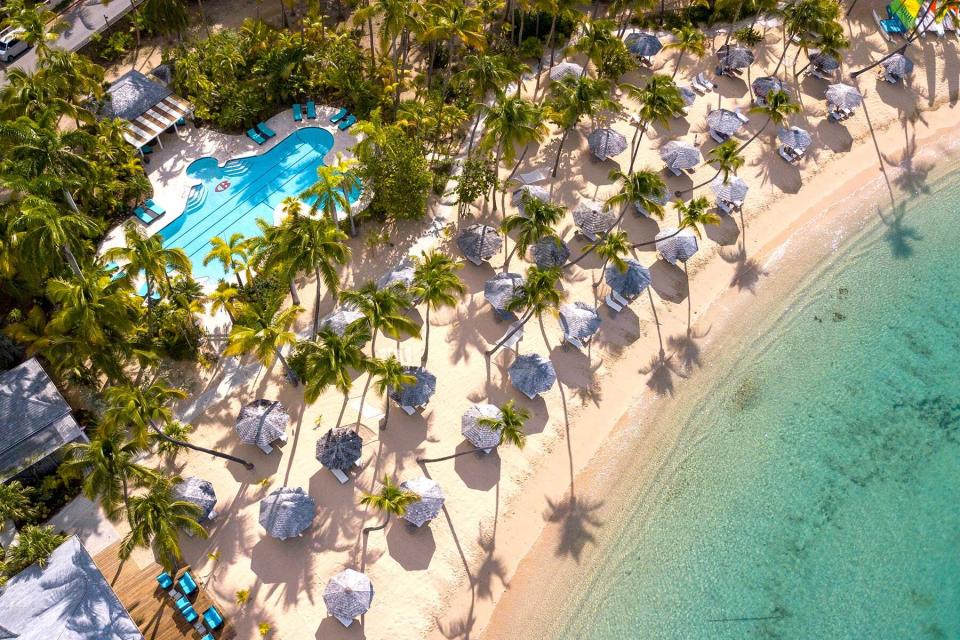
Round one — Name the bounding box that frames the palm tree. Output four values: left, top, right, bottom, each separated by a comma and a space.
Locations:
0, 481, 36, 528
591, 229, 631, 279
571, 19, 617, 76
301, 154, 362, 235
365, 355, 415, 430
796, 24, 849, 77
208, 281, 241, 323
773, 0, 840, 74
456, 53, 516, 154
665, 25, 707, 80
412, 251, 465, 366
620, 75, 684, 172
292, 323, 370, 428
203, 233, 249, 287
1, 525, 67, 578
420, 0, 487, 89
541, 0, 581, 71
486, 265, 565, 355
106, 221, 191, 301
738, 89, 801, 152
501, 196, 566, 269
546, 75, 617, 177
418, 399, 529, 462
340, 282, 421, 356
679, 139, 745, 195
11, 194, 99, 278
360, 475, 419, 533
120, 476, 206, 572
480, 96, 547, 211
225, 303, 302, 385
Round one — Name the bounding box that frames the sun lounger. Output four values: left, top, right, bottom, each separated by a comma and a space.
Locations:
175, 595, 191, 611
667, 166, 683, 177
691, 78, 708, 94
717, 199, 735, 215
734, 108, 750, 124
338, 115, 357, 130
400, 404, 417, 415
306, 101, 317, 119
778, 146, 802, 163
709, 129, 729, 144
329, 467, 349, 484
256, 122, 276, 138
178, 571, 197, 596
246, 128, 266, 145
134, 207, 155, 225
695, 72, 715, 91
258, 443, 274, 454
335, 614, 355, 627
145, 199, 165, 217
182, 606, 199, 623
203, 606, 224, 630
500, 322, 524, 352
330, 107, 348, 123
156, 572, 174, 590
565, 335, 586, 351
519, 168, 548, 184
293, 103, 303, 121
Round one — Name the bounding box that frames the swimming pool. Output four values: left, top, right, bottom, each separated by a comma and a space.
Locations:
160, 127, 359, 284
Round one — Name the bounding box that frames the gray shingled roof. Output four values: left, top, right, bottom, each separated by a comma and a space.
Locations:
259, 487, 316, 540
400, 476, 445, 527
587, 128, 628, 161
511, 185, 550, 216
316, 428, 363, 470
810, 52, 840, 72
530, 236, 570, 268
321, 307, 367, 336
660, 141, 701, 170
0, 358, 83, 482
778, 126, 812, 151
573, 200, 616, 237
752, 76, 783, 99
625, 32, 663, 57
235, 400, 288, 449
324, 569, 373, 621
461, 403, 504, 450
826, 83, 862, 110
655, 227, 699, 264
389, 367, 436, 408
706, 109, 745, 136
484, 272, 525, 318
508, 354, 557, 398
559, 302, 601, 341
882, 53, 914, 78
101, 70, 172, 121
711, 175, 749, 203
717, 44, 755, 69
549, 61, 583, 81
604, 259, 652, 299
457, 224, 502, 264
377, 260, 415, 291
0, 536, 143, 640
172, 476, 217, 521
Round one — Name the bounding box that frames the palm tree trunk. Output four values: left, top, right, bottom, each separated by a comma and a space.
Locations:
289, 278, 301, 305
418, 446, 486, 463
63, 188, 79, 213
485, 309, 533, 355
491, 143, 504, 212
380, 395, 391, 430
565, 203, 629, 268
312, 268, 324, 338
234, 270, 244, 287
547, 13, 559, 68
275, 349, 299, 386
628, 120, 648, 173
363, 512, 390, 533
420, 306, 431, 366
62, 244, 82, 276
148, 421, 254, 469
671, 51, 684, 80
551, 128, 570, 178
500, 149, 529, 213
355, 332, 378, 427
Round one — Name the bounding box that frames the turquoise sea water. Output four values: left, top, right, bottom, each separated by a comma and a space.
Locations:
554, 173, 960, 639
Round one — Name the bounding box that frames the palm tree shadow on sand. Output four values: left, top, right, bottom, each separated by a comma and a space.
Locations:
877, 202, 922, 258
666, 326, 711, 373
542, 493, 604, 561
638, 352, 688, 396
720, 244, 769, 292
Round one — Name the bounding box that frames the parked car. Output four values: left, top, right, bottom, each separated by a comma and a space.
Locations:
0, 28, 29, 63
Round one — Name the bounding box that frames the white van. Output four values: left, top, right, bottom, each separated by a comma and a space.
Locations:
0, 28, 29, 63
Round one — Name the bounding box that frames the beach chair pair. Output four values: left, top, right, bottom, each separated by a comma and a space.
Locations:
779, 145, 804, 163
326, 459, 361, 485
717, 199, 740, 215
134, 199, 165, 226
246, 121, 277, 145
330, 106, 357, 130
709, 129, 730, 144
604, 290, 631, 312
257, 431, 287, 455
691, 72, 715, 94
499, 321, 524, 352
564, 334, 588, 352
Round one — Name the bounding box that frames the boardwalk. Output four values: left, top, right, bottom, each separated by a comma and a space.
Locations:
93, 541, 235, 640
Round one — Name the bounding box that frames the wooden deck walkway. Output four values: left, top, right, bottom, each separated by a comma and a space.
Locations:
93, 542, 235, 640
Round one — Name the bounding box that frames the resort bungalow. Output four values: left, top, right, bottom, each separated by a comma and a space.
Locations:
0, 358, 86, 482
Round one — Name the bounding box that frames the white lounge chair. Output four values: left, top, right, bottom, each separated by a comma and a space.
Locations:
330, 467, 349, 484
400, 404, 417, 415
258, 443, 274, 454
778, 146, 801, 163
709, 129, 728, 144
501, 322, 524, 351
717, 200, 734, 215
519, 169, 548, 185
691, 78, 708, 94
734, 108, 750, 124
335, 615, 355, 627
668, 166, 683, 177
695, 72, 715, 91
565, 335, 586, 351
605, 290, 631, 312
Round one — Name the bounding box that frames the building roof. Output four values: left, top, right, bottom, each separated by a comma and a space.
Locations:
102, 70, 172, 121
0, 358, 83, 481
0, 536, 143, 640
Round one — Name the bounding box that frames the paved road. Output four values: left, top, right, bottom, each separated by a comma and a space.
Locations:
0, 0, 144, 83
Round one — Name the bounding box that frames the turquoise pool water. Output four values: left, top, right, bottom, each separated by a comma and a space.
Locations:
552, 172, 960, 638
160, 127, 358, 284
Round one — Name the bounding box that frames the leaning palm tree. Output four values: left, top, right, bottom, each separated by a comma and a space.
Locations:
340, 282, 420, 355
11, 194, 99, 278
301, 154, 362, 236
360, 475, 419, 534
1, 525, 67, 577
631, 196, 719, 250
486, 266, 566, 355
571, 19, 617, 75
225, 303, 302, 385
665, 25, 707, 80
120, 476, 206, 572
106, 221, 191, 300
365, 355, 415, 430
739, 89, 801, 152
591, 229, 632, 279
412, 251, 466, 366
208, 281, 241, 323
203, 233, 249, 287
501, 197, 566, 270
546, 75, 618, 177
620, 75, 684, 171
291, 323, 370, 429
479, 95, 547, 211
418, 399, 530, 462
455, 53, 517, 154
680, 139, 744, 194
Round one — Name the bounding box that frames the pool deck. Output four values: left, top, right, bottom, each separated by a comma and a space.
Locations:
99, 105, 359, 255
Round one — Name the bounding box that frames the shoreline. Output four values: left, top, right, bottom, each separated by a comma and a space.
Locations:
431, 86, 960, 640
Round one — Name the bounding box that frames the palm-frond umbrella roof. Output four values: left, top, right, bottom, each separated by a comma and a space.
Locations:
321, 307, 367, 336
511, 184, 550, 215
235, 399, 288, 449
259, 487, 315, 540
587, 128, 628, 161
530, 236, 570, 268
810, 51, 840, 72
324, 569, 373, 622
717, 44, 755, 69
457, 224, 502, 264
572, 199, 616, 237
389, 366, 437, 407
660, 141, 701, 170
549, 61, 583, 82
679, 85, 697, 106
825, 83, 862, 110
377, 261, 415, 290
172, 476, 217, 521
752, 76, 783, 98
484, 272, 525, 316
559, 302, 602, 341
316, 427, 363, 470
604, 259, 652, 299
508, 353, 557, 398
624, 32, 663, 57
710, 175, 749, 202
706, 109, 745, 136
400, 476, 445, 527
777, 126, 812, 151
655, 227, 699, 265
461, 403, 504, 450
882, 53, 914, 78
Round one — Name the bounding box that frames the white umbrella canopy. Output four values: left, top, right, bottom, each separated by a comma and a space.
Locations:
172, 476, 217, 522
710, 175, 749, 203
587, 127, 628, 161
549, 61, 583, 82
235, 400, 289, 449
259, 487, 316, 540
508, 354, 557, 398
457, 224, 502, 264
400, 476, 445, 527
559, 302, 601, 341
660, 141, 701, 171
706, 109, 745, 137
324, 569, 374, 624
655, 227, 699, 265
825, 83, 862, 110
572, 199, 616, 237
461, 403, 504, 450
777, 126, 812, 152
511, 184, 550, 215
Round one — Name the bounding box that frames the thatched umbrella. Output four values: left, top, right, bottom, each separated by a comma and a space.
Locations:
777, 126, 812, 153
389, 366, 437, 409
508, 354, 557, 399
655, 228, 699, 265
604, 259, 652, 300
752, 76, 783, 101
882, 53, 914, 80
235, 400, 288, 450
706, 109, 745, 137
549, 61, 583, 82
530, 236, 570, 268
825, 83, 862, 110
461, 403, 504, 450
587, 128, 628, 161
172, 476, 217, 522
809, 51, 840, 73
259, 487, 315, 540
716, 44, 754, 70
320, 307, 366, 336
324, 569, 373, 626
377, 261, 415, 290
559, 302, 601, 343
316, 428, 363, 470
660, 141, 701, 172
572, 199, 616, 239
679, 85, 697, 107
710, 175, 749, 204
625, 32, 663, 57
400, 477, 445, 527
484, 272, 525, 319
511, 185, 550, 216
634, 187, 669, 217
457, 224, 502, 265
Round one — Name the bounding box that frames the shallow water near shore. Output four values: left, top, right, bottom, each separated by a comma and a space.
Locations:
550, 171, 960, 639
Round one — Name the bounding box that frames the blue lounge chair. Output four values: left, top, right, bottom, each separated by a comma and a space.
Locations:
201, 635, 215, 640
329, 107, 348, 123
178, 571, 198, 596
145, 199, 165, 217
176, 116, 186, 126
203, 606, 224, 630
134, 207, 155, 225
175, 595, 191, 611
293, 103, 303, 122
338, 115, 357, 130
156, 572, 173, 589
182, 606, 199, 623
140, 144, 153, 155
306, 100, 317, 119
256, 122, 276, 138
246, 128, 266, 145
